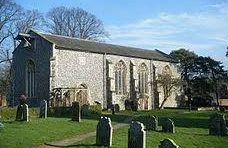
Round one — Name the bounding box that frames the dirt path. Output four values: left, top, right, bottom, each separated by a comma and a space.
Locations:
40, 122, 128, 148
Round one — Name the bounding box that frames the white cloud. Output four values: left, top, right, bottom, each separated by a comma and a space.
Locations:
106, 4, 228, 68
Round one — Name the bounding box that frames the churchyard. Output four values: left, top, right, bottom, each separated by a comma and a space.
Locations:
0, 105, 228, 148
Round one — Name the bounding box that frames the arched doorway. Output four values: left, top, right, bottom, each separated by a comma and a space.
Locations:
76, 84, 89, 105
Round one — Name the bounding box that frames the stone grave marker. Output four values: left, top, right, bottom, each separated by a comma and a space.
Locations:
22, 104, 29, 122
40, 100, 47, 118
96, 116, 113, 147
16, 104, 23, 121
81, 104, 90, 116
162, 118, 175, 133
209, 113, 228, 136
145, 115, 158, 131
72, 101, 81, 122
128, 121, 146, 148
159, 138, 179, 148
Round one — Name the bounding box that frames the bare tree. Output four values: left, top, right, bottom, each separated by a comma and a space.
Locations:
0, 1, 43, 65
0, 0, 21, 47
157, 73, 181, 109
47, 6, 109, 41
0, 0, 44, 105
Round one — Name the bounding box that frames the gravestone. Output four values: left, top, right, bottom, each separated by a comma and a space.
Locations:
162, 118, 175, 133
16, 105, 23, 121
111, 104, 115, 115
72, 101, 81, 122
159, 138, 179, 148
96, 116, 113, 147
81, 104, 90, 116
40, 100, 47, 118
145, 115, 158, 131
114, 104, 120, 112
125, 100, 132, 110
209, 113, 228, 136
22, 104, 29, 122
128, 121, 146, 148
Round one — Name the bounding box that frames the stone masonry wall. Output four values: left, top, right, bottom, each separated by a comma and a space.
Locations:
106, 54, 153, 110
52, 48, 104, 107
153, 61, 181, 108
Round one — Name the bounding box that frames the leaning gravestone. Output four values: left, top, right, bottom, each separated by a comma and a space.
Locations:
22, 104, 29, 122
128, 121, 146, 148
162, 118, 175, 133
72, 101, 81, 122
145, 115, 158, 131
16, 104, 23, 121
159, 138, 179, 148
96, 116, 113, 147
40, 100, 47, 118
209, 113, 228, 136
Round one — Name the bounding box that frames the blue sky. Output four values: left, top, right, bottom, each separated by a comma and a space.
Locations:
15, 0, 228, 69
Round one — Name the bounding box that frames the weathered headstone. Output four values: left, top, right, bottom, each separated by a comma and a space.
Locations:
40, 100, 48, 118
114, 104, 120, 112
145, 115, 158, 131
111, 104, 115, 115
16, 105, 23, 121
159, 138, 179, 148
162, 118, 175, 133
209, 113, 228, 136
128, 121, 146, 148
96, 116, 113, 147
81, 104, 90, 116
22, 104, 29, 122
72, 101, 81, 122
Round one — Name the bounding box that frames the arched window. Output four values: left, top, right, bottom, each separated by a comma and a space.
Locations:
26, 60, 35, 97
138, 63, 148, 94
114, 60, 127, 95
162, 65, 172, 76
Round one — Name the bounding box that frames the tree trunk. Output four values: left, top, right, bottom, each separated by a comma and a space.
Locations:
159, 97, 167, 110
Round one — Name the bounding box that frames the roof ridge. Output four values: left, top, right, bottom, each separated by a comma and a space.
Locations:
28, 30, 176, 62
35, 30, 159, 53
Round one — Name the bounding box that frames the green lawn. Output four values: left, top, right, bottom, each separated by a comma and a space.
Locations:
73, 109, 228, 148
0, 109, 228, 148
74, 126, 228, 148
0, 118, 98, 148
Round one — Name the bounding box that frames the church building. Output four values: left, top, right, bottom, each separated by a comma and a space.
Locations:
11, 30, 181, 110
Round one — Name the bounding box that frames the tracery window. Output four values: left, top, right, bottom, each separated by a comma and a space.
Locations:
138, 63, 149, 94
114, 60, 127, 95
26, 60, 35, 97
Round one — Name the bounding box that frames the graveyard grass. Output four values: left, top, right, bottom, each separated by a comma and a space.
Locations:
73, 110, 228, 148
1, 108, 228, 147
0, 117, 98, 148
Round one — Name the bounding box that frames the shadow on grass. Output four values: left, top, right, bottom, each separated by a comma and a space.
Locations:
67, 144, 98, 147
83, 112, 209, 128
45, 143, 98, 147
159, 117, 209, 129
82, 113, 132, 124
48, 110, 215, 129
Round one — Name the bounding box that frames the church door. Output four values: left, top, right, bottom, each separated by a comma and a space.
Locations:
76, 89, 88, 105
